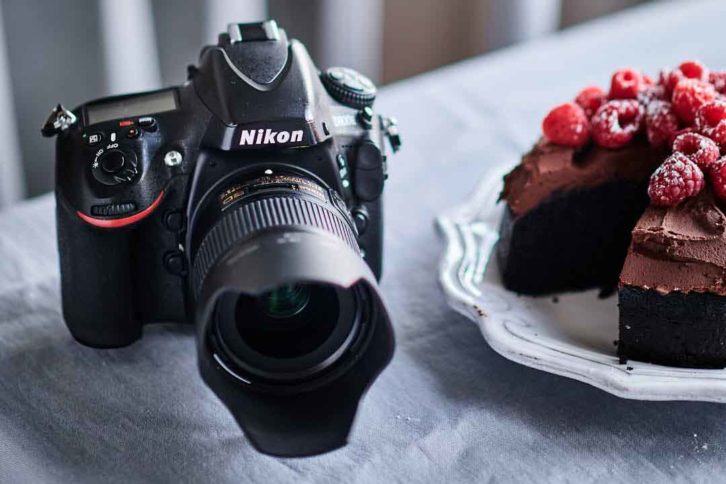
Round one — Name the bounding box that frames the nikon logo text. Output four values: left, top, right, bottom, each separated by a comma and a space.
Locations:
239, 128, 304, 146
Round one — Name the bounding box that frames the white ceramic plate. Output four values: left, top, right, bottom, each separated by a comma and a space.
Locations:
437, 165, 726, 403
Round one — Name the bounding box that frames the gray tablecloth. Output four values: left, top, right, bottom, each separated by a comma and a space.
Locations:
3, 1, 726, 482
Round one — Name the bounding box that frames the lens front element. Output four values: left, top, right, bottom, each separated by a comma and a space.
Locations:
213, 283, 362, 382
259, 284, 311, 319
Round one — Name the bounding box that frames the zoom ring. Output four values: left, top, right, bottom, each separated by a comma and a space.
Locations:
192, 195, 359, 296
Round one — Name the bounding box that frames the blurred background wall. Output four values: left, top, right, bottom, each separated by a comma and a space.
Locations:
0, 0, 654, 204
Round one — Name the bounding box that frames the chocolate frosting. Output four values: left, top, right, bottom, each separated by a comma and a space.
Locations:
620, 189, 726, 296
501, 138, 666, 216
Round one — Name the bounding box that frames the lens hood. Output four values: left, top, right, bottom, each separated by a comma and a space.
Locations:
194, 227, 394, 456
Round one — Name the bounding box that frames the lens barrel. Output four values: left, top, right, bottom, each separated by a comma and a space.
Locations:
191, 174, 371, 388
191, 174, 360, 299
190, 173, 393, 456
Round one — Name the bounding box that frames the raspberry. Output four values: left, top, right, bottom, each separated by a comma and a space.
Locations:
574, 86, 605, 118
647, 153, 705, 207
709, 71, 726, 94
591, 100, 643, 148
637, 84, 667, 107
671, 79, 717, 125
643, 74, 655, 86
695, 100, 726, 147
645, 101, 679, 148
662, 61, 709, 93
542, 103, 591, 147
609, 68, 643, 99
678, 60, 709, 82
661, 69, 683, 94
669, 127, 694, 146
710, 157, 726, 202
672, 132, 720, 168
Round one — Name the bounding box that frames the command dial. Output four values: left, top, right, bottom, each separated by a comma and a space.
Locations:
321, 67, 376, 108
92, 149, 138, 186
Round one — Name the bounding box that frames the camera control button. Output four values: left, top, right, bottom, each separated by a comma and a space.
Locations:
86, 132, 104, 146
138, 116, 155, 128
138, 116, 157, 132
163, 250, 187, 276
126, 127, 140, 139
328, 69, 344, 81
358, 106, 374, 128
321, 67, 376, 108
353, 208, 368, 234
163, 210, 185, 232
164, 150, 183, 167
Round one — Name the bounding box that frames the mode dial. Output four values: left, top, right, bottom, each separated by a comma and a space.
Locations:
321, 67, 376, 109
92, 149, 138, 186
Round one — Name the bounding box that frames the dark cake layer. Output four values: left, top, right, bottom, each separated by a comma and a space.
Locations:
497, 180, 648, 295
619, 286, 726, 368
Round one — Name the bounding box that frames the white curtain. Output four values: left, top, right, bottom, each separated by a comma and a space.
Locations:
484, 0, 562, 50
0, 0, 268, 208
0, 2, 23, 208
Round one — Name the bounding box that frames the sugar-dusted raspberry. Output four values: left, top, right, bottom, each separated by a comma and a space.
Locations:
637, 84, 667, 107
662, 68, 684, 94
672, 132, 720, 168
710, 157, 726, 202
695, 100, 726, 147
709, 71, 726, 94
591, 100, 643, 148
669, 127, 694, 146
643, 74, 655, 86
542, 103, 591, 147
661, 61, 709, 94
645, 100, 679, 148
609, 68, 643, 99
648, 153, 705, 206
574, 86, 606, 118
671, 79, 717, 125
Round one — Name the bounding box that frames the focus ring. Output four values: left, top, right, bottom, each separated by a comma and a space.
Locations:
192, 194, 358, 296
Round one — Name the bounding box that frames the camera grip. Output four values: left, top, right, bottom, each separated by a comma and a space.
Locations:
56, 197, 141, 347
360, 197, 383, 280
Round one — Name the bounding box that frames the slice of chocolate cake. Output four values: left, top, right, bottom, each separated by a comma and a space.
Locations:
619, 189, 726, 368
498, 139, 664, 295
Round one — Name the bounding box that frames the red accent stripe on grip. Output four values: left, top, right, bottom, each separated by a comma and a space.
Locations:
77, 191, 165, 228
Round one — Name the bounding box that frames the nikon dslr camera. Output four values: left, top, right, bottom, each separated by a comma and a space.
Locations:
43, 20, 401, 456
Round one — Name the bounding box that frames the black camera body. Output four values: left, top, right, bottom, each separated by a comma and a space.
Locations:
45, 21, 400, 456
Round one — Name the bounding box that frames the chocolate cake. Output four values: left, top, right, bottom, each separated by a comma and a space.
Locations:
497, 61, 726, 368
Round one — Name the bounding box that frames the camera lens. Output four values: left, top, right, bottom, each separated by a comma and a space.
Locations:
212, 283, 362, 380
191, 173, 373, 383
190, 170, 394, 455
259, 284, 310, 319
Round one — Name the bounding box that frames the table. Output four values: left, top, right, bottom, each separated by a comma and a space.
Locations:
2, 1, 726, 481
